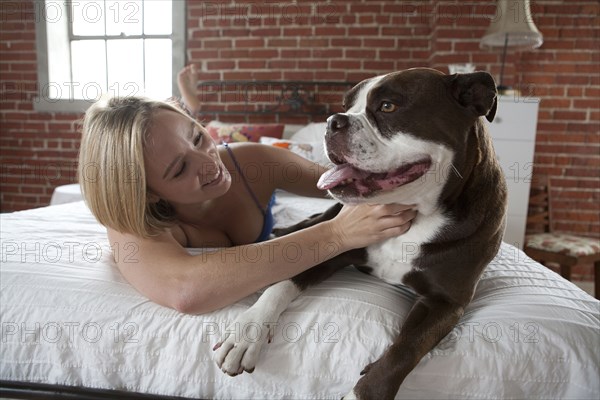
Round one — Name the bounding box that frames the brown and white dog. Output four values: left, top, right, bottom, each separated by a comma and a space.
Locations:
214, 68, 507, 399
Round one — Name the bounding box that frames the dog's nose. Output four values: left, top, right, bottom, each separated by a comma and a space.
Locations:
327, 113, 349, 133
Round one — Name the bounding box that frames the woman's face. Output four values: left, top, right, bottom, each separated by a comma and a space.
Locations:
143, 109, 231, 206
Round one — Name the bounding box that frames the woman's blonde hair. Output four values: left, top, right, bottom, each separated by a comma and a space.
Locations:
78, 96, 195, 237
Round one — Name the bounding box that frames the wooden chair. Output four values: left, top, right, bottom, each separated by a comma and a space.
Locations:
524, 176, 600, 299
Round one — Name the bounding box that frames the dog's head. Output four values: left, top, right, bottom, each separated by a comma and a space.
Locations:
318, 68, 497, 207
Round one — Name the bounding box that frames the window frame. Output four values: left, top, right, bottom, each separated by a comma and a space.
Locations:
34, 0, 186, 113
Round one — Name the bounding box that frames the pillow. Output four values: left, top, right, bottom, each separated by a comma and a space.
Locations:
289, 122, 327, 142
260, 137, 330, 166
282, 124, 306, 140
205, 121, 285, 144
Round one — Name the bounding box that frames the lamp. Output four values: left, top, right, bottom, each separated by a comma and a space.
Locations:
480, 0, 543, 94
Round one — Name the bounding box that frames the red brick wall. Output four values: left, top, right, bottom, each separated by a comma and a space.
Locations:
1, 0, 599, 243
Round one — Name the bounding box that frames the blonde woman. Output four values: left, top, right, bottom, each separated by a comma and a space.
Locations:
77, 66, 416, 315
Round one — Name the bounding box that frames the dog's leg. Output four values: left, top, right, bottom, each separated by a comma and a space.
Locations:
343, 296, 465, 400
272, 202, 343, 237
291, 248, 366, 290
214, 279, 302, 375
215, 203, 362, 376
215, 248, 366, 376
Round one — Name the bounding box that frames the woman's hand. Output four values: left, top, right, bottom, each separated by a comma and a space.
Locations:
327, 203, 417, 251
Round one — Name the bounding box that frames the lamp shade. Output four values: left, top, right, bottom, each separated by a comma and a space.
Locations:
480, 0, 543, 50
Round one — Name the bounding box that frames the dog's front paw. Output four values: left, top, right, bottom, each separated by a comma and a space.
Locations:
344, 353, 406, 400
213, 307, 275, 376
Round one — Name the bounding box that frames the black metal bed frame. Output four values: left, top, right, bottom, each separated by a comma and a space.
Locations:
0, 380, 197, 400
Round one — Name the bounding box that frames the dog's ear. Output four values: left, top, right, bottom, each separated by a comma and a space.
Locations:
447, 72, 498, 122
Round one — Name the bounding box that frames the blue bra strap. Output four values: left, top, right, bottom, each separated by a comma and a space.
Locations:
224, 143, 266, 216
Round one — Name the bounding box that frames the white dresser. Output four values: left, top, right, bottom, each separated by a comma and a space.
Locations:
486, 96, 540, 249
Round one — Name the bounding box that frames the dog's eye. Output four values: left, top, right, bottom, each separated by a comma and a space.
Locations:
380, 102, 398, 113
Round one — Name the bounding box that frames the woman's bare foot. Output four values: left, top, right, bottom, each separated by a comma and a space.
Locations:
177, 64, 200, 115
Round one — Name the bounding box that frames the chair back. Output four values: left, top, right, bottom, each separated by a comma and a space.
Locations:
526, 175, 553, 234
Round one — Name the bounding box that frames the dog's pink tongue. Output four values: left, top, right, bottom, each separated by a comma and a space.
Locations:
318, 164, 362, 190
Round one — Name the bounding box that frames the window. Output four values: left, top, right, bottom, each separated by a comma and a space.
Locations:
34, 0, 185, 112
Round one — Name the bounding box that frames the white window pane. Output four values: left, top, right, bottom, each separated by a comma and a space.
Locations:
144, 0, 172, 35
71, 40, 107, 100
71, 0, 106, 36
144, 39, 172, 99
107, 39, 144, 97
106, 0, 143, 36
46, 1, 70, 99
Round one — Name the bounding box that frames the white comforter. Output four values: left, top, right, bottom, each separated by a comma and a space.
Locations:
1, 193, 599, 399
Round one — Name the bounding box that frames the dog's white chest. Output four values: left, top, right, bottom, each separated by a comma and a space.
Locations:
365, 211, 448, 285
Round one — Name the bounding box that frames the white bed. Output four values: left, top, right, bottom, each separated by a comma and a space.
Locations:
1, 190, 599, 399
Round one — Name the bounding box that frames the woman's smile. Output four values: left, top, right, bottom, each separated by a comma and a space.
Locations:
202, 165, 223, 187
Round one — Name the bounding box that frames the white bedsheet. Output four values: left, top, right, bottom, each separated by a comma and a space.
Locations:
1, 193, 599, 399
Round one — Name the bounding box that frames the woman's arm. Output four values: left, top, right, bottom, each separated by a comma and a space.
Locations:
108, 202, 415, 315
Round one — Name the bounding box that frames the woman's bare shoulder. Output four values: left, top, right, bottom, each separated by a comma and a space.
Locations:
222, 142, 326, 197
